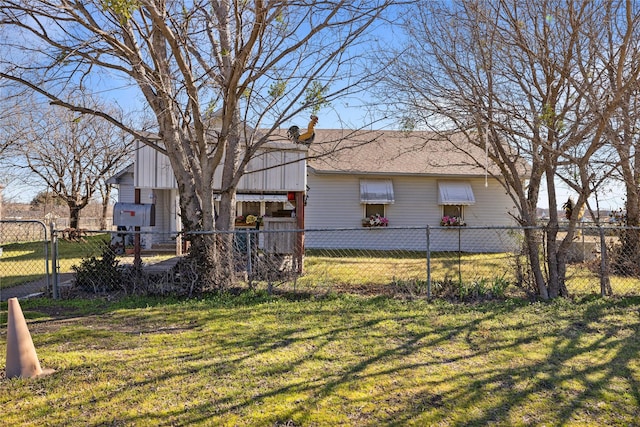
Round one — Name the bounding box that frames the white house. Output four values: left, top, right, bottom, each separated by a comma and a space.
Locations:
303, 129, 523, 252
109, 128, 524, 253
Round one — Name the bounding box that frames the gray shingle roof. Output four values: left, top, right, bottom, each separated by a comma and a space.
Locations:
305, 129, 517, 177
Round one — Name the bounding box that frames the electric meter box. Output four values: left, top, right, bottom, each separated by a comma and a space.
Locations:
113, 203, 156, 227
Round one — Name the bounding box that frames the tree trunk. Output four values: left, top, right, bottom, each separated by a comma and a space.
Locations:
599, 227, 613, 296
69, 204, 81, 229
544, 161, 571, 299
546, 219, 572, 298
213, 121, 242, 289
100, 186, 112, 230
524, 227, 549, 300
216, 190, 237, 288
545, 225, 560, 299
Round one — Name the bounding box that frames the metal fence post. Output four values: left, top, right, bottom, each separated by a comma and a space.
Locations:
457, 226, 462, 284
598, 226, 612, 296
426, 225, 431, 299
50, 223, 59, 299
246, 229, 252, 286
581, 221, 586, 261
42, 221, 51, 297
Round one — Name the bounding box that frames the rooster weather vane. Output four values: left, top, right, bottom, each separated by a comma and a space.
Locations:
288, 115, 318, 145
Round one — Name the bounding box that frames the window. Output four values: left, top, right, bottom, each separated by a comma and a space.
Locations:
237, 201, 286, 217
438, 181, 475, 205
443, 205, 464, 219
365, 204, 386, 218
360, 179, 392, 226
242, 201, 261, 217
232, 194, 289, 217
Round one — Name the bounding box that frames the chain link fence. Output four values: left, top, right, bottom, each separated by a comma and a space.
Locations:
300, 226, 521, 298
276, 225, 640, 299
0, 220, 51, 300
3, 223, 640, 300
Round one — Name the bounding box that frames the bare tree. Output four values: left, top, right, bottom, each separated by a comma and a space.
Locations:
382, 0, 640, 299
555, 0, 640, 283
5, 101, 132, 230
0, 103, 15, 157
0, 0, 397, 289
0, 117, 13, 156
605, 91, 640, 277
0, 89, 30, 158
0, 106, 16, 220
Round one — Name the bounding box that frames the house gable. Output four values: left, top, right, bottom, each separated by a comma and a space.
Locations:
134, 140, 308, 193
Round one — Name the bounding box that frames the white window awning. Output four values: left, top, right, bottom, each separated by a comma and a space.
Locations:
438, 181, 475, 205
237, 194, 288, 202
215, 194, 288, 202
360, 179, 394, 204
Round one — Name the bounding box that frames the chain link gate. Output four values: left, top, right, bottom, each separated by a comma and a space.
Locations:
0, 220, 51, 300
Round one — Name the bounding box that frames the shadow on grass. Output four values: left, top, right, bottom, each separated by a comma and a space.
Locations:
187, 296, 640, 425
3, 294, 640, 425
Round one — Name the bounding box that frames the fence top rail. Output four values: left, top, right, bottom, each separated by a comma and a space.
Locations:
1, 219, 48, 226
47, 224, 640, 236
0, 220, 49, 244
1, 219, 48, 234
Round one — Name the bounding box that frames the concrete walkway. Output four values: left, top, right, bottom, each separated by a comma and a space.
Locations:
0, 273, 74, 301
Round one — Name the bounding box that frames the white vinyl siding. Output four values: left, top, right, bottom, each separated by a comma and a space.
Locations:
240, 149, 306, 191
116, 174, 136, 203
135, 141, 307, 192
305, 172, 516, 251
305, 174, 364, 228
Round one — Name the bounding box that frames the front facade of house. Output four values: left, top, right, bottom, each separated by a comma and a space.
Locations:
303, 130, 521, 252
110, 140, 307, 249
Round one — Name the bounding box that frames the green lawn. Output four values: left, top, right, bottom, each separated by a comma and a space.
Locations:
1, 293, 639, 426
298, 250, 640, 297
0, 235, 108, 289
301, 250, 516, 286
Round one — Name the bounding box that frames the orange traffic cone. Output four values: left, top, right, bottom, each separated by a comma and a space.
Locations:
5, 297, 54, 379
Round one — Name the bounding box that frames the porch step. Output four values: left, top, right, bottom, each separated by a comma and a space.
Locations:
144, 256, 183, 274
142, 243, 178, 255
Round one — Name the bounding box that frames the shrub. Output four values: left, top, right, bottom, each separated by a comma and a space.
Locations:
432, 275, 511, 302
607, 230, 640, 277
391, 277, 430, 298
71, 242, 123, 293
